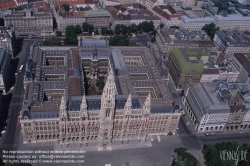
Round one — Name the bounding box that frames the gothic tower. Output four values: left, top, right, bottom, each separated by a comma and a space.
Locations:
143, 93, 151, 115
124, 94, 132, 115
98, 69, 117, 150
60, 95, 68, 119
59, 95, 68, 144
80, 95, 88, 119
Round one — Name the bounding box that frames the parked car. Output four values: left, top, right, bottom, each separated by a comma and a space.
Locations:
205, 133, 216, 136
17, 122, 21, 128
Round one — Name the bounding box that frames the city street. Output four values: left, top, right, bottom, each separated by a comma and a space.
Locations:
0, 41, 31, 153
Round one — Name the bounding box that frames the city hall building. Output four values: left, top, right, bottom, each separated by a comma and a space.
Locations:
20, 39, 181, 150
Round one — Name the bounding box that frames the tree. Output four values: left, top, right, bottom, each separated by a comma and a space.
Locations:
201, 23, 220, 40
94, 29, 99, 35
65, 25, 76, 36
64, 25, 78, 45
64, 33, 78, 45
62, 4, 69, 12
121, 24, 128, 34
56, 31, 62, 36
174, 147, 199, 166
43, 36, 61, 45
82, 22, 94, 34
115, 24, 121, 34
160, 23, 164, 29
151, 37, 156, 42
101, 27, 107, 35
75, 25, 82, 34
96, 76, 105, 90
203, 144, 220, 166
130, 23, 137, 33
79, 7, 84, 11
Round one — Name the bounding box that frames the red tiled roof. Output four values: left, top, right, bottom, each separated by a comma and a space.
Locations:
68, 77, 82, 96
108, 6, 115, 12
217, 53, 225, 62
73, 11, 84, 16
203, 68, 219, 74
152, 5, 180, 20
0, 0, 16, 9
229, 104, 246, 113
33, 1, 49, 8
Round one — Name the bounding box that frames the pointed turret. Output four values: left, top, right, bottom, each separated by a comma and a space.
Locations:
124, 94, 132, 115
60, 95, 67, 118
143, 93, 151, 114
80, 95, 88, 118
100, 69, 117, 122
102, 69, 116, 99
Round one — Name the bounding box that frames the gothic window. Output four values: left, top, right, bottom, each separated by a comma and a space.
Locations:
104, 129, 108, 139
106, 109, 110, 117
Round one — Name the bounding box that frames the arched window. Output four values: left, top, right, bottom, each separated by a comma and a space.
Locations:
104, 129, 108, 139
106, 109, 110, 117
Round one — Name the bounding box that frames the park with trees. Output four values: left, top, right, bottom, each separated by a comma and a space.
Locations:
202, 142, 250, 166
82, 22, 94, 35
174, 147, 201, 166
64, 25, 81, 45
43, 36, 61, 45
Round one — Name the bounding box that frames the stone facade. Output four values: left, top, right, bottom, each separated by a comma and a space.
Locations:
182, 81, 250, 133
0, 25, 16, 57
0, 48, 11, 94
4, 2, 53, 36
20, 39, 181, 150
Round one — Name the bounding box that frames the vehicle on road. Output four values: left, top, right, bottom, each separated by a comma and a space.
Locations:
1, 130, 6, 135
17, 122, 21, 128
205, 133, 216, 136
10, 87, 14, 91
156, 135, 161, 142
19, 65, 24, 72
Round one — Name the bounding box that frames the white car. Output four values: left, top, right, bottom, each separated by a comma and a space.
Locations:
10, 87, 14, 91
1, 130, 6, 135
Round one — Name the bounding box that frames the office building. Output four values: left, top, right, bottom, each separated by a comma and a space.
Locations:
168, 48, 204, 89
183, 81, 250, 132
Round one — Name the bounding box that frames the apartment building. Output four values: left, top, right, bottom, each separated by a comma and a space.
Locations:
155, 28, 215, 60
4, 2, 53, 36
168, 48, 204, 89
85, 10, 110, 29
214, 30, 250, 58
231, 53, 250, 82
151, 5, 180, 27
53, 2, 86, 32
0, 48, 11, 94
108, 4, 160, 29
0, 25, 16, 57
182, 81, 250, 132
200, 66, 239, 82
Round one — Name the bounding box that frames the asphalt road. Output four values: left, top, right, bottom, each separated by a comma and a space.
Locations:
0, 41, 31, 152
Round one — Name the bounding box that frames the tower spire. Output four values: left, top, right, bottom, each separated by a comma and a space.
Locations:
124, 94, 132, 115
143, 93, 151, 114
80, 95, 88, 117
60, 95, 67, 118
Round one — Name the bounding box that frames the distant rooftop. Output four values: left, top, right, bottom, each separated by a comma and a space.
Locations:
171, 48, 204, 73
